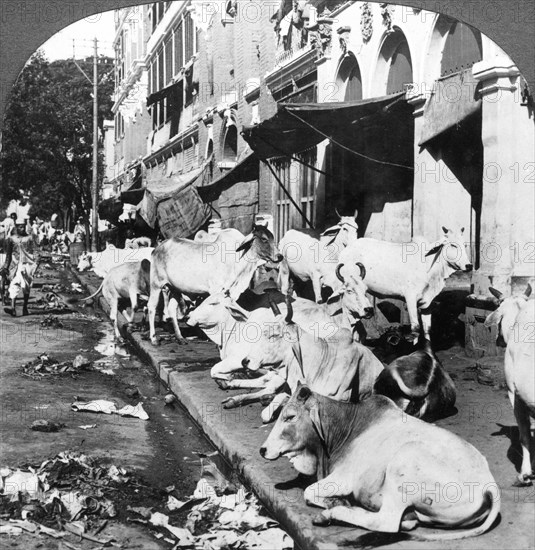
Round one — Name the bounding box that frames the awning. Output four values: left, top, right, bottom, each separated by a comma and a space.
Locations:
121, 188, 145, 205
98, 197, 123, 224
197, 152, 259, 203
147, 81, 182, 108
242, 92, 411, 159
419, 69, 481, 146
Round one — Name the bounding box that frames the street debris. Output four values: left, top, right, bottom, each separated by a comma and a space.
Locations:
164, 393, 176, 405
78, 425, 97, 430
40, 314, 64, 328
71, 399, 149, 421
21, 354, 81, 378
30, 420, 65, 433
35, 291, 70, 311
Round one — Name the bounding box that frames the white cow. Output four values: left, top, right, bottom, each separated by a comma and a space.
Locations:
77, 244, 154, 278
148, 226, 280, 345
339, 227, 472, 343
484, 284, 534, 485
278, 216, 359, 303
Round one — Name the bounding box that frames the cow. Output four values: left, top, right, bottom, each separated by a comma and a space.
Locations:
147, 225, 281, 345
373, 334, 456, 421
82, 259, 151, 338
339, 227, 473, 343
77, 244, 154, 278
278, 215, 359, 303
260, 384, 500, 540
186, 273, 373, 386
225, 298, 383, 422
484, 284, 534, 485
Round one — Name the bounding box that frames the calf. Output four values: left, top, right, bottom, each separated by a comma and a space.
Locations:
278, 215, 359, 303
339, 227, 472, 343
484, 284, 534, 485
82, 259, 151, 338
374, 335, 456, 421
261, 384, 500, 540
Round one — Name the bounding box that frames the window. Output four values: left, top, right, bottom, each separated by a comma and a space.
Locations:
222, 125, 238, 163
336, 55, 362, 101
164, 35, 173, 85
157, 47, 164, 89
174, 20, 184, 73
298, 149, 317, 227
184, 10, 195, 61
114, 112, 125, 141
274, 160, 292, 241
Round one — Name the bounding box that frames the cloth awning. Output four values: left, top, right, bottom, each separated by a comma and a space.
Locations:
139, 164, 210, 238
147, 81, 182, 108
197, 152, 259, 203
121, 188, 145, 205
419, 69, 481, 146
242, 92, 411, 159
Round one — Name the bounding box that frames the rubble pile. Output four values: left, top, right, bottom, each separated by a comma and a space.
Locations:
21, 353, 92, 378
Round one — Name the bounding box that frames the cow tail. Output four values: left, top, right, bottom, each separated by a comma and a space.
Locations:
81, 280, 105, 301
407, 490, 499, 541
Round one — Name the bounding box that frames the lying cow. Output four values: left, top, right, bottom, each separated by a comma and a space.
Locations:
261, 384, 500, 540
77, 244, 154, 278
278, 215, 359, 303
485, 284, 534, 485
186, 275, 373, 384
82, 259, 150, 338
374, 334, 456, 421
226, 300, 383, 421
148, 226, 281, 345
339, 226, 472, 343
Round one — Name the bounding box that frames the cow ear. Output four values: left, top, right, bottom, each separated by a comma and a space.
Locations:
296, 384, 312, 403
425, 243, 444, 257
484, 309, 503, 328
442, 226, 450, 235
236, 233, 255, 253
525, 283, 533, 299
460, 227, 465, 234
226, 303, 249, 322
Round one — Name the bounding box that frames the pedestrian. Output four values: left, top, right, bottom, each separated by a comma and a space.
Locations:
74, 217, 86, 243
2, 212, 18, 239
0, 219, 40, 316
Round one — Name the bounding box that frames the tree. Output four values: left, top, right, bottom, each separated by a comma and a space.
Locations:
0, 51, 114, 230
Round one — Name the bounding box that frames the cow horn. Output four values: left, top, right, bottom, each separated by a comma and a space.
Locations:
335, 206, 341, 219
525, 283, 533, 299
356, 262, 366, 280
489, 287, 503, 301
335, 264, 345, 283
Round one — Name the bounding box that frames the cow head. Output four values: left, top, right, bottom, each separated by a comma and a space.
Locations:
426, 227, 473, 272
77, 253, 93, 272
329, 263, 373, 319
186, 292, 249, 332
320, 215, 359, 247
260, 383, 321, 475
484, 284, 532, 344
236, 225, 282, 263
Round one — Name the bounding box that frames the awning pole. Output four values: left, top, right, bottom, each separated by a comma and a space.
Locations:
263, 160, 314, 230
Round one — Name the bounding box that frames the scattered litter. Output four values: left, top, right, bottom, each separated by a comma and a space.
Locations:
72, 355, 91, 370
71, 400, 149, 421
21, 353, 91, 378
40, 315, 63, 328
78, 424, 97, 430
164, 393, 176, 405
94, 342, 130, 357
0, 524, 23, 535
35, 291, 70, 311
166, 495, 186, 511
127, 505, 152, 519
2, 470, 41, 499
124, 387, 140, 398
30, 420, 65, 433
150, 512, 195, 545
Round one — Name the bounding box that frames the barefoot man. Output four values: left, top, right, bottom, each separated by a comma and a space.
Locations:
1, 219, 40, 316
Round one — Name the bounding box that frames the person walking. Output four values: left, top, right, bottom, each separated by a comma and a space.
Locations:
0, 219, 40, 316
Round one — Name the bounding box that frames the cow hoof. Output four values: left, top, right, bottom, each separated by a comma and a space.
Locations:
222, 398, 237, 409
312, 513, 331, 526
176, 338, 188, 346
215, 379, 230, 390
150, 337, 160, 346
4, 307, 16, 317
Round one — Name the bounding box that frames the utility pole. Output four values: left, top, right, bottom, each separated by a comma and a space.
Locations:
91, 37, 99, 252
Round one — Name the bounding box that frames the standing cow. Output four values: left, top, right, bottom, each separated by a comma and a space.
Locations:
484, 284, 534, 485
339, 227, 472, 343
278, 215, 359, 303
148, 225, 281, 345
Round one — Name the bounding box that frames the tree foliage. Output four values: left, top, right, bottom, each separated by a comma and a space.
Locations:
0, 51, 114, 222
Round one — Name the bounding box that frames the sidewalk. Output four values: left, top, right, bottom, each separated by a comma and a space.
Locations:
74, 268, 535, 550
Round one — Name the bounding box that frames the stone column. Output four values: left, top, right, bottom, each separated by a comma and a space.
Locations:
472, 55, 534, 296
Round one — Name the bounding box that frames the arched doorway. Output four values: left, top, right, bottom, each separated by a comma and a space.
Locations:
336, 53, 362, 101
221, 125, 238, 166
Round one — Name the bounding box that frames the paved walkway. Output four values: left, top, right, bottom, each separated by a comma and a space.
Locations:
75, 268, 535, 550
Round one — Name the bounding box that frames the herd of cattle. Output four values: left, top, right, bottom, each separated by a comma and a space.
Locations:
76, 217, 534, 541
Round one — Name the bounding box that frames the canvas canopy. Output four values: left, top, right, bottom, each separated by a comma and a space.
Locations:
242, 92, 411, 160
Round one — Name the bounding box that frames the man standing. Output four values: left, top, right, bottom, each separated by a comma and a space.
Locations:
0, 219, 40, 316
73, 217, 87, 243
2, 212, 18, 239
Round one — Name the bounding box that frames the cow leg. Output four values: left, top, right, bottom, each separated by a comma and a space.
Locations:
147, 287, 161, 345
22, 292, 30, 316
125, 289, 138, 323
420, 308, 432, 339
304, 472, 351, 509
314, 503, 405, 533
210, 358, 243, 380
223, 373, 276, 390
109, 298, 121, 340
222, 374, 286, 409
278, 259, 291, 295
513, 395, 534, 485
167, 295, 188, 345
404, 294, 420, 344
